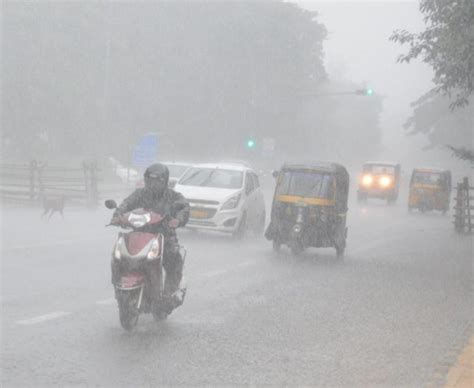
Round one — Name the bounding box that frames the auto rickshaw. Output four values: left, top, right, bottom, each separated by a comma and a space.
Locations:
408, 168, 451, 214
357, 161, 401, 204
265, 162, 349, 258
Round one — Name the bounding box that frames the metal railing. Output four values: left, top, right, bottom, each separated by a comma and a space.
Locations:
454, 177, 473, 233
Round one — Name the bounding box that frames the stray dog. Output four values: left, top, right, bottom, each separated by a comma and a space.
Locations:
41, 195, 66, 220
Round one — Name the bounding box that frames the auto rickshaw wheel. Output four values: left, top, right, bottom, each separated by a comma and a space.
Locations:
387, 195, 396, 205
254, 212, 266, 236
290, 242, 303, 256
272, 239, 281, 252
357, 193, 367, 203
336, 245, 345, 259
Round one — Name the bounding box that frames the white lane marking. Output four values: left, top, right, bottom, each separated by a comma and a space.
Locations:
202, 269, 229, 278
2, 234, 112, 252
96, 298, 116, 305
17, 311, 71, 326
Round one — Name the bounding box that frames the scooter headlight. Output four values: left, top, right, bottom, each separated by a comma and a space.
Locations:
147, 239, 161, 260
114, 236, 124, 260
293, 224, 302, 233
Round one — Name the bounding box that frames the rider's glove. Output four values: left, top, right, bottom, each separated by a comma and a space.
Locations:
168, 218, 180, 229
110, 216, 121, 226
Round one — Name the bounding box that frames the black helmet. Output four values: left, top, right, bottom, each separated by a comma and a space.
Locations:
144, 163, 169, 195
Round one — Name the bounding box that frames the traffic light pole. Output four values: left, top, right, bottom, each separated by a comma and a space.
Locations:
299, 88, 374, 98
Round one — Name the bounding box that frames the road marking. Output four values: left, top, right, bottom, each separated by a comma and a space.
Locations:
202, 269, 229, 278
96, 298, 116, 305
2, 234, 112, 252
17, 311, 71, 325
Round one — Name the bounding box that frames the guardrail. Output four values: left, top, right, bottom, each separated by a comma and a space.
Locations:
454, 177, 473, 233
0, 160, 100, 207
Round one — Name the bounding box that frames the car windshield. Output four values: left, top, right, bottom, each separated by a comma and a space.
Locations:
276, 170, 335, 199
179, 168, 243, 189
413, 172, 442, 185
364, 165, 395, 174
165, 164, 190, 178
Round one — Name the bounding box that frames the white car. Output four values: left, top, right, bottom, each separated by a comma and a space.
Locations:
174, 163, 266, 237
136, 161, 193, 189
163, 162, 193, 188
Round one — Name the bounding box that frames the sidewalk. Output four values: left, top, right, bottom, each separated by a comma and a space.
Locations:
445, 334, 473, 387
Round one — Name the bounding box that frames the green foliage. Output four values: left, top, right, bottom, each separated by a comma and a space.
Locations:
446, 145, 474, 163
390, 0, 474, 110
403, 92, 473, 156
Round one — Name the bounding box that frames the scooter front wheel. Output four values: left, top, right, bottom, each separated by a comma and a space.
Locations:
117, 291, 140, 331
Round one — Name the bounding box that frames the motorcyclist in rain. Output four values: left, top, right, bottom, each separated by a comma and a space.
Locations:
111, 163, 190, 312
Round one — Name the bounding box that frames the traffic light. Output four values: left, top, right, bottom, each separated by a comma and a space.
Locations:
355, 88, 374, 96
246, 138, 256, 149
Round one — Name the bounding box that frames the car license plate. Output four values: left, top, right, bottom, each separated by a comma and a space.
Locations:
191, 210, 208, 219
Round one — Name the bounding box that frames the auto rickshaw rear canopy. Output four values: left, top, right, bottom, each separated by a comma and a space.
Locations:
276, 162, 350, 212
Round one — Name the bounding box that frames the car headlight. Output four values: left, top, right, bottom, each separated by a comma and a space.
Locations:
114, 236, 124, 260
379, 176, 392, 188
362, 174, 373, 186
221, 193, 241, 210
147, 239, 161, 260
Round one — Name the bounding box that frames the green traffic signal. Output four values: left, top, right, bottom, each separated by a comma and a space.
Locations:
247, 139, 256, 148
355, 88, 375, 96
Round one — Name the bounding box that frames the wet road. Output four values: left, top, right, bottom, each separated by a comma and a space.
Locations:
1, 197, 472, 387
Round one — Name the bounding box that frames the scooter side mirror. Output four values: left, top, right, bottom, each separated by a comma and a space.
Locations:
272, 170, 279, 179
105, 199, 118, 209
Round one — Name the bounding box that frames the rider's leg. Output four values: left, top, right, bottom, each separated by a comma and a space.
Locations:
163, 242, 184, 296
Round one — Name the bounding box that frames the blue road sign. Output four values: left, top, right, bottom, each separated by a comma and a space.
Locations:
133, 133, 159, 168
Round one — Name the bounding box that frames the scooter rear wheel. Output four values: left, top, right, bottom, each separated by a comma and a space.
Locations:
290, 242, 303, 256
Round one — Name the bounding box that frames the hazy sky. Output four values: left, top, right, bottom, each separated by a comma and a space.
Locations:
295, 1, 446, 167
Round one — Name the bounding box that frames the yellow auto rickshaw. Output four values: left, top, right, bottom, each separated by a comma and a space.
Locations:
265, 162, 349, 258
408, 168, 451, 214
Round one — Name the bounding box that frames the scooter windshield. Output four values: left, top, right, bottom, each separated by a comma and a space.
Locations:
128, 212, 152, 228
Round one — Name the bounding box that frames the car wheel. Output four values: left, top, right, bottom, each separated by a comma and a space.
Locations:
336, 245, 345, 260
254, 212, 266, 236
232, 212, 247, 239
272, 239, 281, 252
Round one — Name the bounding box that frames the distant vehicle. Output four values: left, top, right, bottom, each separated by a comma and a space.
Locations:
265, 162, 349, 258
174, 163, 266, 237
408, 168, 451, 214
357, 161, 401, 204
136, 161, 193, 189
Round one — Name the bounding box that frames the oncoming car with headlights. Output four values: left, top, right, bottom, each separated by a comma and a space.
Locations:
173, 163, 266, 237
357, 161, 401, 204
